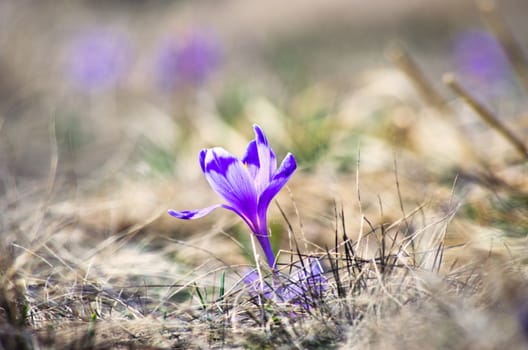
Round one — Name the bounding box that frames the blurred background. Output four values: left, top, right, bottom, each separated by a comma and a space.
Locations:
1, 0, 528, 265
2, 2, 528, 348
0, 0, 527, 179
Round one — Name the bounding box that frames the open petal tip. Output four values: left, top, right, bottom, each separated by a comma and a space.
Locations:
168, 204, 221, 220
272, 153, 297, 182
168, 209, 200, 220
282, 153, 297, 172
253, 124, 268, 145
242, 140, 259, 167
203, 147, 239, 175
199, 149, 208, 172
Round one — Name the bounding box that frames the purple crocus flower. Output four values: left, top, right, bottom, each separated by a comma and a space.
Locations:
168, 124, 296, 268
156, 30, 221, 91
66, 29, 132, 92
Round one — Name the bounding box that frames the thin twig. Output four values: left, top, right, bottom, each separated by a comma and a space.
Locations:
285, 185, 308, 251
444, 73, 528, 159
249, 234, 266, 295
478, 0, 528, 93
387, 42, 449, 112
47, 116, 59, 196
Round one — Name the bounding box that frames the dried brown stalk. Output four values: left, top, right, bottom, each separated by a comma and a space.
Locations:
444, 73, 528, 159
478, 0, 528, 93
386, 42, 449, 113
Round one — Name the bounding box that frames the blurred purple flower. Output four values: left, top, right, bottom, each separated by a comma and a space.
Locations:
156, 30, 221, 90
66, 29, 132, 91
168, 124, 296, 268
452, 30, 510, 90
243, 258, 326, 310
518, 299, 528, 339
242, 268, 274, 300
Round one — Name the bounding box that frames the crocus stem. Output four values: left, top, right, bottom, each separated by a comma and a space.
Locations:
261, 239, 277, 271
254, 228, 276, 270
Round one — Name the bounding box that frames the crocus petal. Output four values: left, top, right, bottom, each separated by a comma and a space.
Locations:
253, 125, 277, 193
202, 147, 259, 229
222, 204, 260, 236
224, 200, 275, 267
257, 153, 297, 224
241, 140, 260, 180
199, 149, 207, 172
168, 204, 222, 220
